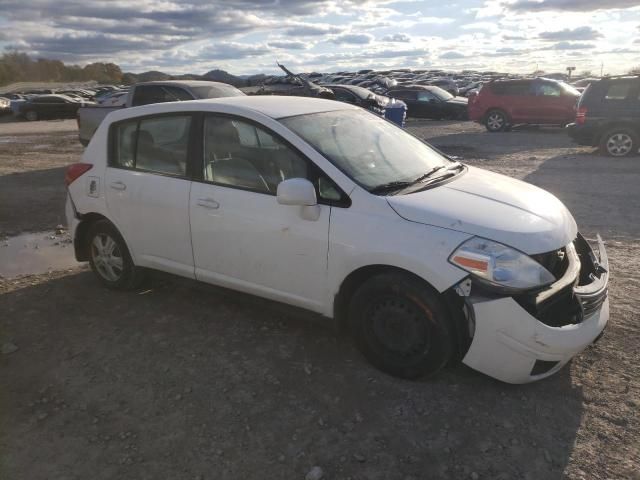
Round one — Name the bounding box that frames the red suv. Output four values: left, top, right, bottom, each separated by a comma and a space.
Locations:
468, 78, 581, 132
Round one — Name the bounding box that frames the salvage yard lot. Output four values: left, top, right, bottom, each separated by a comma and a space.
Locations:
1, 118, 639, 480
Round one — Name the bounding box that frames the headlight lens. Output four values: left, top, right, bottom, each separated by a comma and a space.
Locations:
449, 237, 555, 291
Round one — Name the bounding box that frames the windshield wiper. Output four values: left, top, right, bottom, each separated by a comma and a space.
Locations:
408, 162, 463, 185
369, 180, 414, 195
369, 162, 463, 196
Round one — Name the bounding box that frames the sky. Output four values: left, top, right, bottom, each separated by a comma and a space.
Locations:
0, 0, 639, 76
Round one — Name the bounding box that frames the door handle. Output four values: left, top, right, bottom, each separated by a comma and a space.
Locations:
110, 181, 126, 191
197, 198, 219, 209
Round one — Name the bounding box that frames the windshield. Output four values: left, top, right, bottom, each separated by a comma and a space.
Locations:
191, 85, 245, 99
280, 109, 452, 192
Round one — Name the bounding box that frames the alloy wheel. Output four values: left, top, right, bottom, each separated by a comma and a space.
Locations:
606, 133, 633, 157
487, 112, 504, 131
91, 233, 124, 282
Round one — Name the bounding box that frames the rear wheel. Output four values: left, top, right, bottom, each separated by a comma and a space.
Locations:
348, 272, 454, 379
87, 220, 144, 290
25, 110, 38, 121
485, 109, 508, 132
600, 128, 638, 157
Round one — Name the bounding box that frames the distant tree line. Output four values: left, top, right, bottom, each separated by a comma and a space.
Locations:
0, 52, 123, 86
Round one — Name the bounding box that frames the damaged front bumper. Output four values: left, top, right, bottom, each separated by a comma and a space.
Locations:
461, 234, 609, 384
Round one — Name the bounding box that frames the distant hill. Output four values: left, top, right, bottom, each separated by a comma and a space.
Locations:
202, 69, 245, 86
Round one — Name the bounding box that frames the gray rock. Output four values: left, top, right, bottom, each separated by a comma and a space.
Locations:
353, 453, 366, 463
1, 342, 19, 355
305, 466, 324, 480
471, 472, 480, 480
478, 440, 492, 453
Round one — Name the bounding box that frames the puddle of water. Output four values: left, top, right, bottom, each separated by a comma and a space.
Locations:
0, 230, 78, 278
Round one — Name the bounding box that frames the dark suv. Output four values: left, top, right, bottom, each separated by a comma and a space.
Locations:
567, 75, 640, 157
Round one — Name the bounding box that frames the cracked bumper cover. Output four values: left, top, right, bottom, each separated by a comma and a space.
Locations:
461, 236, 609, 384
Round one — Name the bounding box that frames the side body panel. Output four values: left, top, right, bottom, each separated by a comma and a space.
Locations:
325, 188, 471, 317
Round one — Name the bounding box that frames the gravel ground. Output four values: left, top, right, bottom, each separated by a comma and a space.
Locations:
1, 118, 639, 480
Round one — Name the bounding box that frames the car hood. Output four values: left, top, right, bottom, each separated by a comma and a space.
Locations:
445, 96, 468, 106
386, 166, 577, 255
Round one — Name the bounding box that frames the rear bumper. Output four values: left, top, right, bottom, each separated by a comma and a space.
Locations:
566, 123, 597, 146
462, 235, 609, 384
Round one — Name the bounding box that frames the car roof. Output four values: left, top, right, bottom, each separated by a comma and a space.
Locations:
108, 96, 358, 123
136, 80, 238, 88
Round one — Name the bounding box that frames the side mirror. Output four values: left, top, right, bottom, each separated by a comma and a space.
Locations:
277, 178, 317, 206
277, 178, 320, 221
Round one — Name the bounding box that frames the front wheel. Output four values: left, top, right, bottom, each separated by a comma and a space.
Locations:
87, 220, 144, 290
25, 110, 38, 121
600, 128, 638, 157
485, 109, 508, 132
348, 273, 454, 379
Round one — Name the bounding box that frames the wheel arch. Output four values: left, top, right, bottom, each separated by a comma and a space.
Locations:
598, 121, 640, 144
333, 264, 471, 359
483, 107, 511, 123
74, 212, 114, 261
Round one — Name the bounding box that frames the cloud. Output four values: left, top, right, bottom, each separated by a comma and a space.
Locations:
507, 0, 640, 12
539, 26, 602, 41
198, 42, 271, 60
439, 51, 468, 59
284, 25, 343, 36
330, 33, 373, 45
547, 41, 595, 50
267, 40, 308, 50
503, 34, 528, 40
381, 33, 411, 42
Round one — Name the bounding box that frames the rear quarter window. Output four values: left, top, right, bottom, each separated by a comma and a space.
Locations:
604, 81, 636, 100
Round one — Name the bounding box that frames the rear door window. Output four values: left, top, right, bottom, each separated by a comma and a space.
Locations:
110, 114, 192, 176
333, 88, 358, 103
491, 81, 532, 96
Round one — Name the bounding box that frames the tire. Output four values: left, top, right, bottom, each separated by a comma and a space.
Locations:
599, 128, 638, 157
86, 220, 144, 290
484, 109, 508, 132
348, 272, 454, 379
25, 110, 38, 121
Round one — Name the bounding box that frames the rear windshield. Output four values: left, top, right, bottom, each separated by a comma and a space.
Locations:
191, 85, 245, 99
429, 86, 453, 100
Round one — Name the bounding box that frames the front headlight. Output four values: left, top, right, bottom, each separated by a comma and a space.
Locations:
449, 237, 555, 292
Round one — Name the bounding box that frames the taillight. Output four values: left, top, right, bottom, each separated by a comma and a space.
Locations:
576, 106, 587, 125
65, 163, 93, 186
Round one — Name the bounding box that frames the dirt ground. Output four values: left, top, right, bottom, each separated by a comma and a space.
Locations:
0, 117, 639, 480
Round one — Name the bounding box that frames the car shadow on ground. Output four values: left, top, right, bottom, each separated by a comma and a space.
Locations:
0, 167, 68, 235
1, 269, 584, 479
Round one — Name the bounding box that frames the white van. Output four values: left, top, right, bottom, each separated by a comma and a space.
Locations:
65, 96, 609, 384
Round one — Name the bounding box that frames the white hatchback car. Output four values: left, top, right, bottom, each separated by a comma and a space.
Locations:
65, 96, 609, 384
